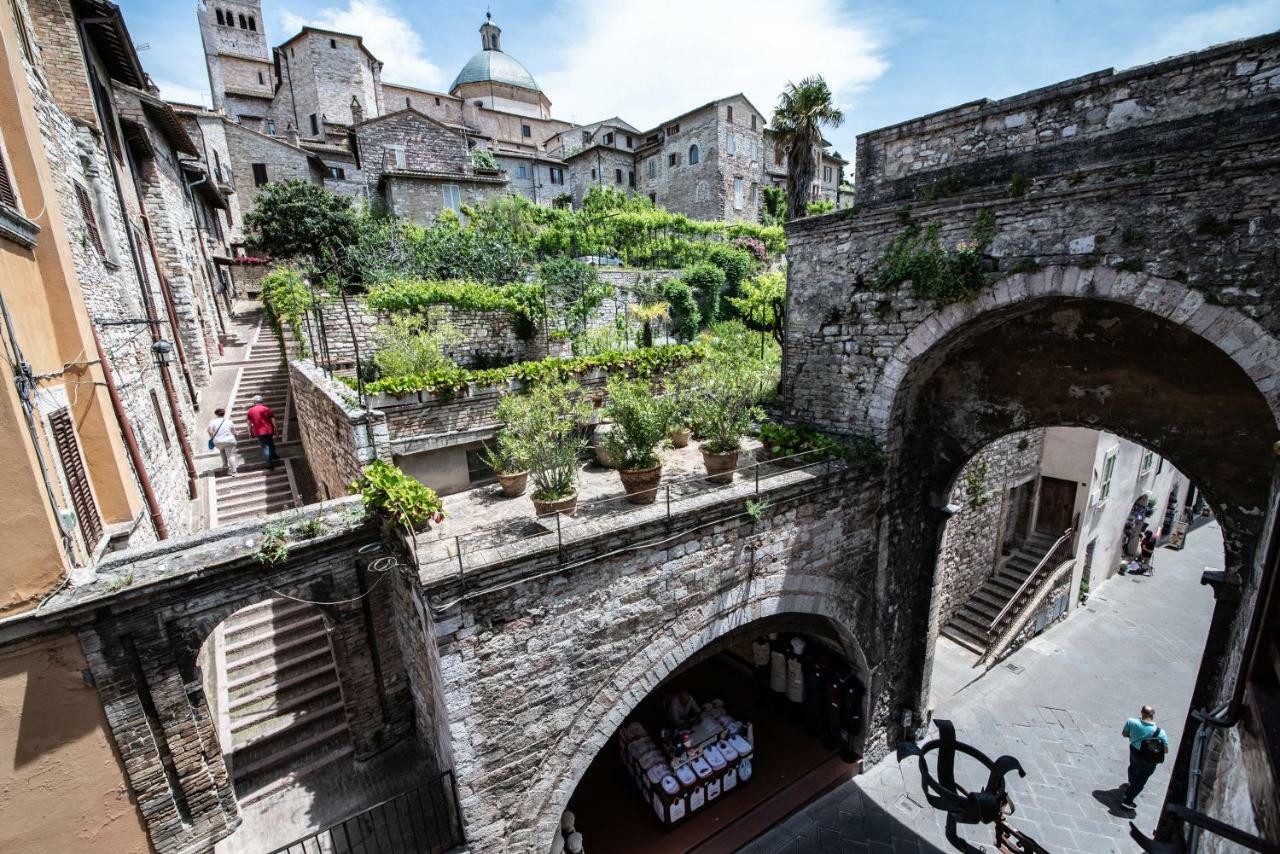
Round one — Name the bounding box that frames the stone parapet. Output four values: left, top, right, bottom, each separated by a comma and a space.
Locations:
289, 359, 390, 500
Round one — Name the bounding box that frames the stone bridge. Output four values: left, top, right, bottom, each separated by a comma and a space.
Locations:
4, 31, 1277, 854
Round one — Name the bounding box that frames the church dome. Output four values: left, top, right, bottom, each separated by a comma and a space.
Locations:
450, 49, 542, 94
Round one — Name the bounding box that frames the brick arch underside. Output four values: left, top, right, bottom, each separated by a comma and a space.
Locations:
514, 584, 873, 853
879, 282, 1279, 821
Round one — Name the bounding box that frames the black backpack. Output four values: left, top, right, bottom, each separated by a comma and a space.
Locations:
1138, 728, 1166, 763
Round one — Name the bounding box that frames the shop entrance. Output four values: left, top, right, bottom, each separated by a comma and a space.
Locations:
567, 617, 866, 853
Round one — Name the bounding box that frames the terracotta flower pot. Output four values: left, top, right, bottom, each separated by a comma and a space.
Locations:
701, 448, 739, 484
669, 427, 692, 448
592, 423, 617, 468
495, 470, 529, 498
532, 492, 577, 518
618, 464, 662, 504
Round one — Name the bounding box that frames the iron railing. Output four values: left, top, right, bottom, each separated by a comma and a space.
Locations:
266, 770, 465, 854
988, 528, 1074, 634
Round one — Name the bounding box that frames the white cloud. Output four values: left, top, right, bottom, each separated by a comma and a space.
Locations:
153, 78, 212, 108
1130, 0, 1280, 66
538, 0, 887, 147
278, 0, 447, 90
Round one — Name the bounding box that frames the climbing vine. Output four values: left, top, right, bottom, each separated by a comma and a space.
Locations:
965, 459, 992, 508
872, 210, 998, 307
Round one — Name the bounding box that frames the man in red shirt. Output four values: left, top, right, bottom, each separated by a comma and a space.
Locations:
245, 395, 278, 470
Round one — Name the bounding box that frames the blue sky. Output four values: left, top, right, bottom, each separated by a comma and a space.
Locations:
126, 0, 1279, 160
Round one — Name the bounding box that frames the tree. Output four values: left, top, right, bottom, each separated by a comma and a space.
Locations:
729, 270, 787, 347
760, 186, 787, 226
244, 179, 358, 267
771, 76, 844, 221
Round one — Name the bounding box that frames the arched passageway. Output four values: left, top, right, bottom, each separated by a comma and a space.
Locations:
559, 612, 870, 854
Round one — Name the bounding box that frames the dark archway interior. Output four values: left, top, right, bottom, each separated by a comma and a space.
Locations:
883, 294, 1280, 820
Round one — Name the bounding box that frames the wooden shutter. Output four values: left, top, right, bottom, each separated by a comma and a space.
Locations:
73, 182, 106, 256
0, 144, 17, 209
49, 408, 103, 549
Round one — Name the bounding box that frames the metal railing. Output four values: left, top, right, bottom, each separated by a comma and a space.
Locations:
987, 527, 1074, 634
266, 770, 465, 854
410, 447, 858, 601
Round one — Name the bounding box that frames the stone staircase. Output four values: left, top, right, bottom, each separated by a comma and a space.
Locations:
214, 597, 353, 804
942, 531, 1064, 653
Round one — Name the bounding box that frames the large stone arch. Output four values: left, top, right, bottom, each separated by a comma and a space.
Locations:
876, 267, 1280, 826
514, 582, 874, 853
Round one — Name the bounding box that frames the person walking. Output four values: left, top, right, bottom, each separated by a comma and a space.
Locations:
1140, 525, 1157, 570
246, 394, 278, 470
207, 408, 239, 476
1120, 705, 1169, 810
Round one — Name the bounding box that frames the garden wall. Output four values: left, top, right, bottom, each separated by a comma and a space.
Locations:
228, 261, 272, 296
581, 268, 681, 339
289, 359, 392, 500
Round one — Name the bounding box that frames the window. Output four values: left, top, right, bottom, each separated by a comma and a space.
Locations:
149, 390, 171, 449
309, 114, 319, 136
73, 183, 106, 256
238, 13, 246, 28
648, 192, 657, 204
751, 115, 757, 130
0, 136, 18, 211
1139, 450, 1156, 476
628, 170, 635, 188
726, 133, 735, 156
625, 135, 633, 149
582, 130, 591, 144
734, 178, 744, 210
257, 71, 264, 85
774, 144, 784, 165
665, 123, 680, 136
647, 159, 656, 179
9, 0, 35, 61
248, 16, 256, 31
388, 145, 406, 168
604, 132, 614, 146
1098, 447, 1118, 504
668, 153, 678, 167
549, 167, 564, 185
49, 408, 102, 549
466, 447, 494, 483
215, 8, 224, 25
749, 182, 757, 203
330, 38, 337, 49
614, 168, 622, 184
435, 96, 441, 106
442, 184, 461, 211
727, 105, 734, 123
516, 165, 528, 179
327, 166, 346, 180
522, 124, 532, 138
590, 168, 597, 180
266, 119, 276, 135
251, 163, 268, 186
687, 145, 698, 165
405, 96, 412, 108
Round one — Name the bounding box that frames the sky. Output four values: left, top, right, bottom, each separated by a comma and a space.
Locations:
125, 0, 1280, 161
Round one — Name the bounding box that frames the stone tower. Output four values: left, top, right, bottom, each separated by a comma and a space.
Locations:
480, 12, 501, 51
198, 0, 274, 122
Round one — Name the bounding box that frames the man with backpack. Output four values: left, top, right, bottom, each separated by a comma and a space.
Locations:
1120, 705, 1169, 809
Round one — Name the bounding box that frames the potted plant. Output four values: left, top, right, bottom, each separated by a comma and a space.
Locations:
666, 372, 694, 448
602, 377, 672, 504
480, 434, 529, 498
548, 329, 573, 359
350, 460, 445, 533
685, 357, 765, 484
493, 380, 591, 517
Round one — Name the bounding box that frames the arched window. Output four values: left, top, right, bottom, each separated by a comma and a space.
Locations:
215, 9, 224, 25
248, 16, 256, 31
688, 144, 699, 165
238, 13, 247, 29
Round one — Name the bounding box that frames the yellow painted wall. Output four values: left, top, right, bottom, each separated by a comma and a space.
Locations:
0, 633, 150, 853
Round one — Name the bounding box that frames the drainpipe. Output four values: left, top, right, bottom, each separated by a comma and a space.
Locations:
181, 164, 228, 347
77, 15, 198, 502
138, 209, 200, 407
90, 326, 168, 539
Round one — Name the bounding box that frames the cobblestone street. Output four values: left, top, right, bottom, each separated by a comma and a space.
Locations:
742, 522, 1222, 854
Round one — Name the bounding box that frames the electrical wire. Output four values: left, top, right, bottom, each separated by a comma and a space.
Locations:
263, 554, 402, 606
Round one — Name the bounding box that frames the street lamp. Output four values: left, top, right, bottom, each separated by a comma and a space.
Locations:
151, 339, 174, 368
897, 719, 1049, 854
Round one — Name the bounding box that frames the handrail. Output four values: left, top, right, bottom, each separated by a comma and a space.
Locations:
988, 527, 1073, 632
979, 557, 1074, 668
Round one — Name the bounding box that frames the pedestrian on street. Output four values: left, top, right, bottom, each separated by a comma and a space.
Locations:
1120, 705, 1169, 810
1140, 525, 1157, 570
246, 394, 278, 470
207, 408, 239, 476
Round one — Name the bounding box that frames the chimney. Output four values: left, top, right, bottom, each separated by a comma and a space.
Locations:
350, 96, 364, 124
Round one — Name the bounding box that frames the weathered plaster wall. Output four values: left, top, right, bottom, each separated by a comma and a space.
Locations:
0, 633, 150, 854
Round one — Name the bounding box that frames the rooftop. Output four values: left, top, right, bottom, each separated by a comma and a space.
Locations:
450, 48, 542, 95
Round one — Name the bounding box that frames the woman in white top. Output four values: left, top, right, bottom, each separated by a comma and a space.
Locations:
207, 408, 239, 475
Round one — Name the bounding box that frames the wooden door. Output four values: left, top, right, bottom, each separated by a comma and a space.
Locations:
1036, 477, 1076, 535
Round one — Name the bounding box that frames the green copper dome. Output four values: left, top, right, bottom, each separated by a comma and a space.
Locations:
450, 49, 542, 95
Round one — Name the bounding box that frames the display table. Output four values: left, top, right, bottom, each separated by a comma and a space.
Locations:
618, 699, 755, 827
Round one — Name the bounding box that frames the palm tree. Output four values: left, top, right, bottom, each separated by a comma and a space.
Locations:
771, 76, 844, 220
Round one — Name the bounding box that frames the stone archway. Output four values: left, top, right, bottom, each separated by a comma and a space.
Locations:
876, 270, 1280, 822
516, 591, 873, 853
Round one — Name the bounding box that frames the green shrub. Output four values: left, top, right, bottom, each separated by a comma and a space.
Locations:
540, 257, 611, 335
705, 245, 755, 303
661, 277, 702, 342
370, 313, 463, 381
260, 266, 316, 356
682, 262, 728, 324
602, 377, 674, 470
364, 279, 545, 339
681, 354, 766, 454
469, 147, 498, 170
492, 381, 591, 501
351, 460, 444, 529
244, 179, 357, 265
729, 270, 786, 346
806, 200, 836, 215
873, 224, 986, 305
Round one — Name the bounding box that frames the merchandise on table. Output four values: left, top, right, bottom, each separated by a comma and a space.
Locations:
617, 697, 754, 826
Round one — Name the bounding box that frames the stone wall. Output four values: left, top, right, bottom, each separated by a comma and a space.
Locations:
933, 429, 1044, 628
420, 467, 889, 852
224, 121, 323, 212
289, 359, 390, 501
565, 145, 636, 207
384, 174, 508, 224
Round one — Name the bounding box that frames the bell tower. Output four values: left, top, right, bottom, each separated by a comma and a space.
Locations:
480, 12, 502, 52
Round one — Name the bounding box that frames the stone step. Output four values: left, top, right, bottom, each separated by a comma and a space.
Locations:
231, 699, 346, 748
225, 620, 328, 662
950, 609, 994, 639
217, 503, 298, 526
214, 493, 297, 517
236, 744, 355, 807
227, 646, 335, 701
225, 626, 331, 675
222, 599, 316, 639
215, 476, 294, 502
941, 623, 987, 654
230, 721, 350, 789
223, 607, 322, 647
228, 661, 339, 715
971, 588, 1013, 613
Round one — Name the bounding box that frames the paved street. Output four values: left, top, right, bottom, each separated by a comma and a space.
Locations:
741, 522, 1222, 854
